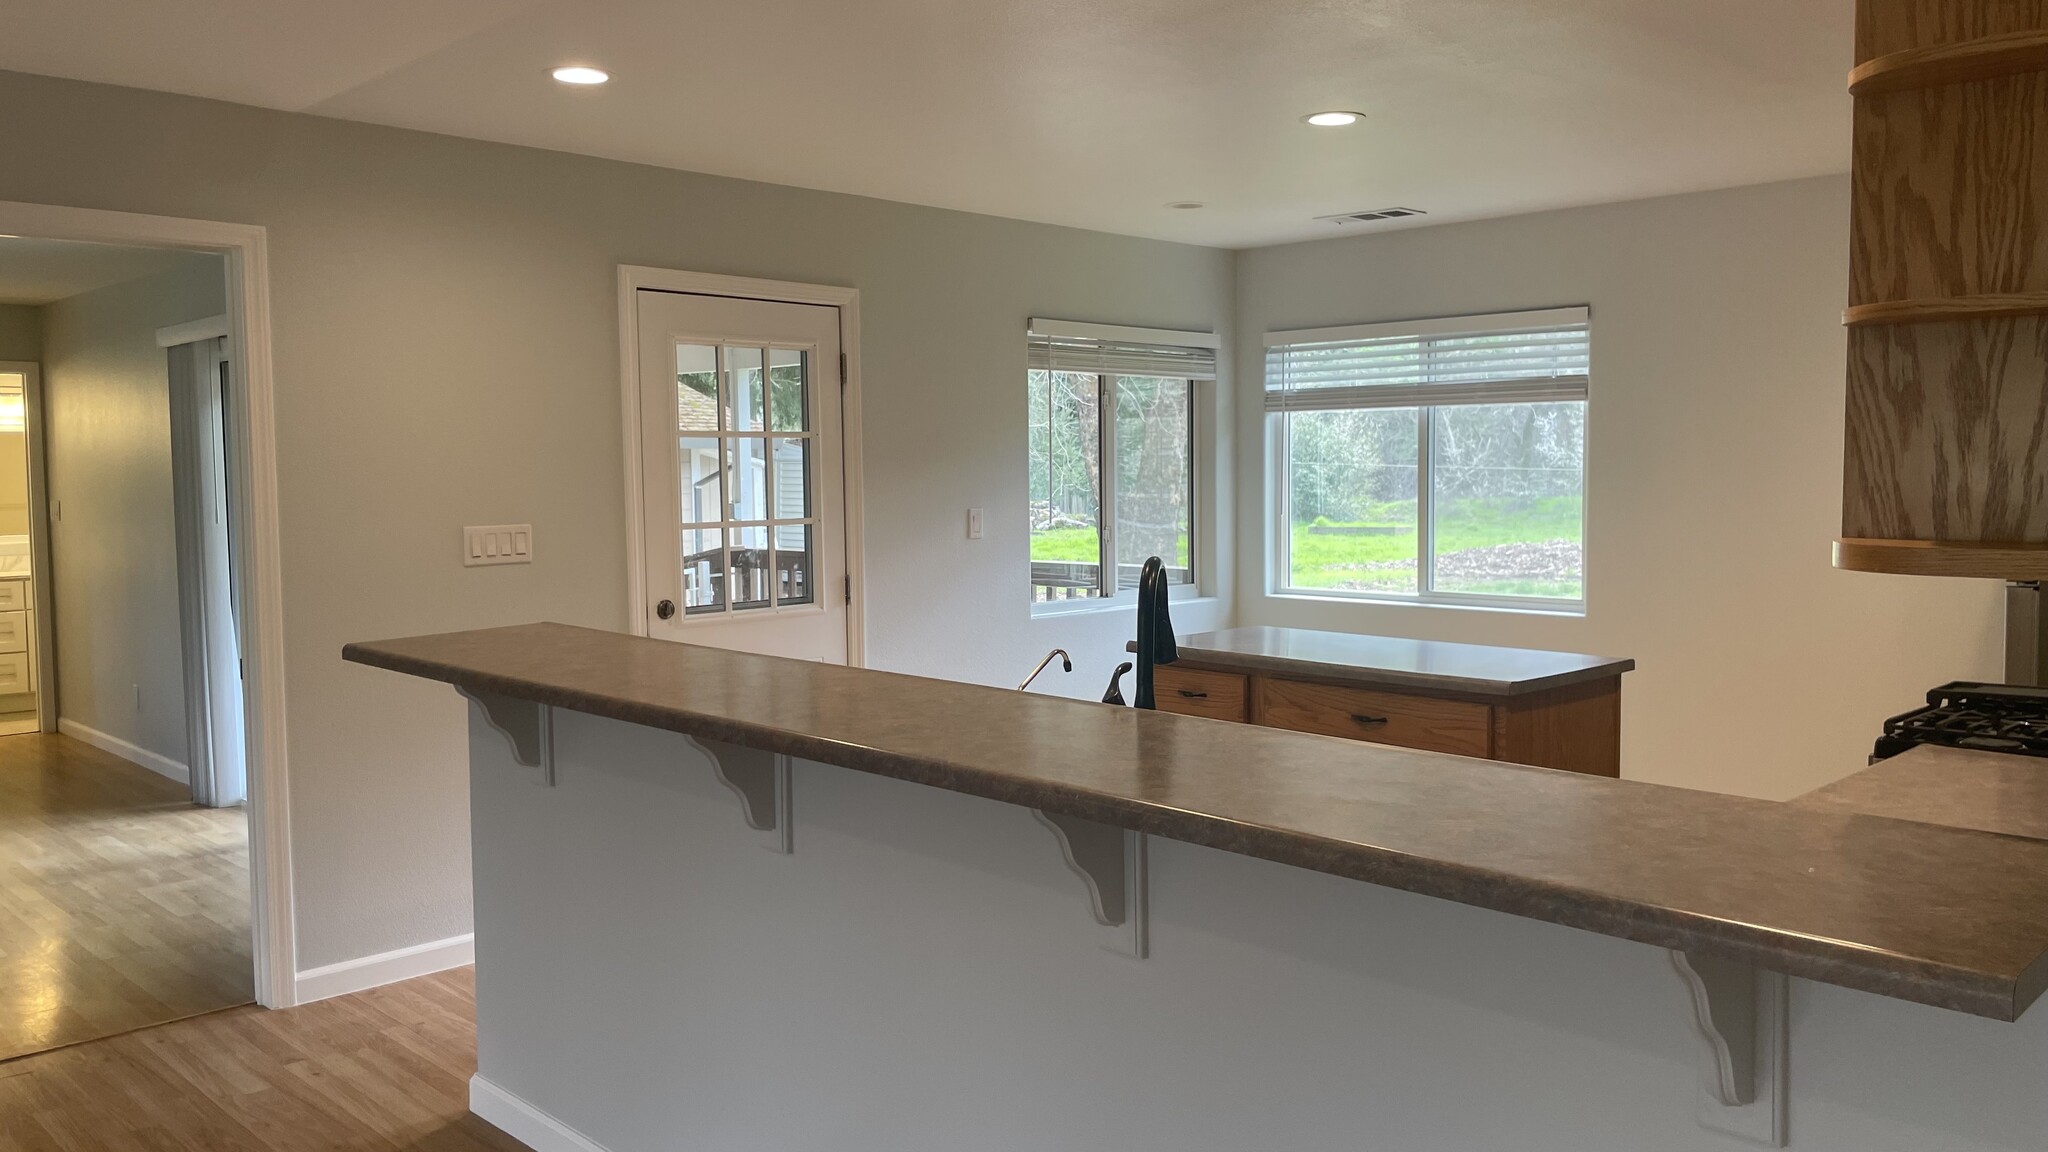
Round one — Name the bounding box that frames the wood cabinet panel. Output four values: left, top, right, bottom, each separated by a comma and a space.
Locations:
1840, 1, 2048, 562
1254, 678, 1491, 757
1492, 677, 1622, 778
1857, 1, 2047, 63
1843, 319, 2048, 541
1151, 665, 1248, 722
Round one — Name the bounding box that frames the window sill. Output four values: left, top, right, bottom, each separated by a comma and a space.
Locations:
1032, 592, 1218, 620
1265, 590, 1585, 619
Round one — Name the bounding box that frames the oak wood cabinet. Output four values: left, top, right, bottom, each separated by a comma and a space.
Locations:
1143, 627, 1630, 777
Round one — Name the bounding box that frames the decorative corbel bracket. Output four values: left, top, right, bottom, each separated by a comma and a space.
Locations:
685, 735, 794, 853
1032, 811, 1148, 958
1670, 949, 1787, 1146
458, 687, 554, 786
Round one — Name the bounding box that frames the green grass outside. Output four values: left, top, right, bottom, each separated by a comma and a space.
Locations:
1030, 496, 1580, 599
1286, 495, 1582, 599
1031, 528, 1189, 568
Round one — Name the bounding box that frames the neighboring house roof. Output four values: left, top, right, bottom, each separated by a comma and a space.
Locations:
679, 382, 720, 431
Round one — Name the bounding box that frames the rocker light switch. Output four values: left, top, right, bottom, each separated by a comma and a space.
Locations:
464, 524, 533, 566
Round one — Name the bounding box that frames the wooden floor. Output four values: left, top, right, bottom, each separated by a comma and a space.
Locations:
0, 733, 252, 1062
0, 967, 526, 1151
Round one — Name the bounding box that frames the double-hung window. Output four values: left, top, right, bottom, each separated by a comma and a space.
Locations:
1027, 320, 1215, 605
1266, 307, 1589, 610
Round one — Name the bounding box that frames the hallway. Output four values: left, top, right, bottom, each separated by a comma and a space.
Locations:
0, 733, 250, 1061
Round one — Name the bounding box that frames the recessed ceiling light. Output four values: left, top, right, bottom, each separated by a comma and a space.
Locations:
1167, 201, 1206, 210
552, 66, 610, 86
1303, 111, 1363, 127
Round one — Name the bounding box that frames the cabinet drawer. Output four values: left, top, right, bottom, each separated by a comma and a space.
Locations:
1255, 678, 1492, 757
0, 651, 30, 694
0, 580, 26, 613
1152, 665, 1249, 722
0, 611, 26, 654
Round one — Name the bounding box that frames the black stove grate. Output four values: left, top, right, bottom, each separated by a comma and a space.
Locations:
1875, 681, 2048, 760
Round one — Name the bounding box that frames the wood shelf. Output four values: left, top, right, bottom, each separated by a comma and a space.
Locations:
1835, 537, 2048, 579
1843, 294, 2048, 327
1850, 29, 2048, 96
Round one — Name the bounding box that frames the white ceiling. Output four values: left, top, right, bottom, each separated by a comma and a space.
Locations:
0, 0, 1856, 247
0, 237, 200, 306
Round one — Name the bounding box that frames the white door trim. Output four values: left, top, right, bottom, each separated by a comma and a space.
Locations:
0, 360, 56, 734
0, 199, 296, 1009
617, 266, 866, 666
155, 313, 230, 348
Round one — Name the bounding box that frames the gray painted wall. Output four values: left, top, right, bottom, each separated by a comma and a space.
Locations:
0, 304, 39, 360
1234, 176, 2001, 800
41, 255, 226, 769
0, 69, 1234, 969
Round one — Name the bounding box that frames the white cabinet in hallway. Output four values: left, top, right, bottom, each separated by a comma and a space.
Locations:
0, 577, 33, 700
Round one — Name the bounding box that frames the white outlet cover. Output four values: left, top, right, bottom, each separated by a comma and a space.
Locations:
465, 524, 533, 567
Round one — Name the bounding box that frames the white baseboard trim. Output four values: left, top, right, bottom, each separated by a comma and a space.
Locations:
470, 1075, 614, 1152
293, 933, 475, 1005
59, 717, 190, 785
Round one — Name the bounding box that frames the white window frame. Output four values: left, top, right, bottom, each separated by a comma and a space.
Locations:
1264, 307, 1589, 615
1028, 320, 1216, 617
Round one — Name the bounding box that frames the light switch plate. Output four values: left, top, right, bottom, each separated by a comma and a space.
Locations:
464, 524, 533, 567
968, 508, 984, 539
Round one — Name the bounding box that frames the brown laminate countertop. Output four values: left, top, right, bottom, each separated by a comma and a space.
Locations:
346, 623, 2048, 1021
1796, 745, 2048, 843
1132, 626, 1633, 696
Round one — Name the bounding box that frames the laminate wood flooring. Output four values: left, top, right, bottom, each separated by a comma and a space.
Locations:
0, 967, 525, 1151
0, 733, 251, 1062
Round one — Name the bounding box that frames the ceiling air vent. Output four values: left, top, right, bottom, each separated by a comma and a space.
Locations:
1316, 207, 1427, 225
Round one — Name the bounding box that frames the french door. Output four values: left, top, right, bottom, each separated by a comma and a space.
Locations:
636, 289, 849, 663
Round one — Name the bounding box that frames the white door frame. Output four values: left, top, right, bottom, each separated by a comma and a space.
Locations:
0, 199, 296, 1008
617, 266, 867, 666
0, 361, 56, 734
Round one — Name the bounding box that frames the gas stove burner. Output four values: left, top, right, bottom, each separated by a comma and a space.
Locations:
1874, 681, 2048, 760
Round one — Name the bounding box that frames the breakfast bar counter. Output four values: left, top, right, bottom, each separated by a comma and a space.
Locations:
346, 622, 2043, 1019
344, 622, 2048, 1152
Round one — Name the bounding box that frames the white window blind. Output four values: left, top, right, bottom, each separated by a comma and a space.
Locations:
1264, 306, 1588, 412
1030, 319, 1218, 380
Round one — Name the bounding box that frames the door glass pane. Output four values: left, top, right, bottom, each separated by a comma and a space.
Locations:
770, 437, 811, 520
678, 436, 721, 524
682, 527, 725, 613
676, 344, 719, 432
1430, 401, 1585, 599
1027, 370, 1102, 601
729, 526, 770, 608
726, 438, 768, 521
770, 348, 808, 432
1285, 408, 1420, 595
728, 346, 765, 432
1113, 376, 1192, 590
775, 523, 813, 606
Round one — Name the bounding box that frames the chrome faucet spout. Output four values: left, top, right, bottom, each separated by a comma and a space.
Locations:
1018, 648, 1074, 692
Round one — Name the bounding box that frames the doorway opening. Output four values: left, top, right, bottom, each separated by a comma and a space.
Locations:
0, 226, 275, 1062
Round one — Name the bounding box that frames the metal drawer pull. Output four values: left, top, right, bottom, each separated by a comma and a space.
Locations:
1178, 689, 1208, 698
1350, 713, 1389, 726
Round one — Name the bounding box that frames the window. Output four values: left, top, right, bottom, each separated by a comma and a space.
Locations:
1027, 321, 1215, 604
674, 342, 817, 614
1266, 308, 1588, 609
